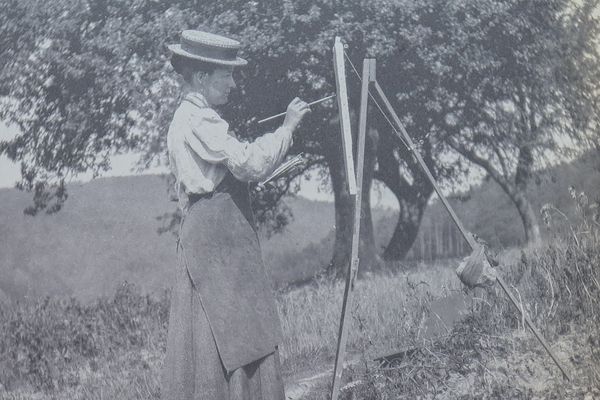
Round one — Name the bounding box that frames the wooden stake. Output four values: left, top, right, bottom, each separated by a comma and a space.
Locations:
330, 58, 374, 400
332, 37, 357, 195
372, 80, 571, 382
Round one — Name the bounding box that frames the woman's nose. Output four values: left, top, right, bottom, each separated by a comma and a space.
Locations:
229, 77, 237, 89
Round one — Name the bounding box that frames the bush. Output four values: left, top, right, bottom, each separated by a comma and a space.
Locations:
0, 283, 169, 391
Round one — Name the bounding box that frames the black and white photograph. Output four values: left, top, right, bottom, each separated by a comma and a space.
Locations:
0, 0, 599, 399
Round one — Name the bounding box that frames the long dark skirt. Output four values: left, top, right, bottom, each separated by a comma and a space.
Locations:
161, 249, 285, 399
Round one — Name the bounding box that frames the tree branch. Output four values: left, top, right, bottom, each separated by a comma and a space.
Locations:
446, 138, 512, 194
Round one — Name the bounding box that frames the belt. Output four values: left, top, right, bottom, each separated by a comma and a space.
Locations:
187, 191, 214, 207
178, 173, 238, 209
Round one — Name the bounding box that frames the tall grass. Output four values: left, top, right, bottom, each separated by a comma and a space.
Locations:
479, 188, 600, 340
277, 263, 460, 375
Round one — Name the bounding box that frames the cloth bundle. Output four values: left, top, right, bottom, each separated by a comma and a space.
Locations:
456, 244, 497, 289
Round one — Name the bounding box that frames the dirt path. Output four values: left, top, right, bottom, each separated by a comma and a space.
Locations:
285, 368, 331, 400
284, 355, 363, 400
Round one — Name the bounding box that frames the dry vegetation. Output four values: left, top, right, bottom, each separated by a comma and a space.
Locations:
0, 194, 598, 399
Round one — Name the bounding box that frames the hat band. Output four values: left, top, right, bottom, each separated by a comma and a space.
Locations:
181, 38, 239, 62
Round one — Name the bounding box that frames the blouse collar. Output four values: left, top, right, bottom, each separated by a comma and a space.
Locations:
183, 91, 211, 110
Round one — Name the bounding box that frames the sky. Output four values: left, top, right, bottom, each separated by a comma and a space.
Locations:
0, 119, 403, 209
0, 121, 20, 188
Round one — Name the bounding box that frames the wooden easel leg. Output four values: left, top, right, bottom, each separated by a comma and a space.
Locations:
330, 58, 375, 400
332, 37, 357, 196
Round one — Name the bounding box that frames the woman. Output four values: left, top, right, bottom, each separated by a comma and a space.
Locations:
162, 30, 310, 400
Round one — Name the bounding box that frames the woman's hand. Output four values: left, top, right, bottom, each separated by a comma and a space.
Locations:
282, 97, 311, 132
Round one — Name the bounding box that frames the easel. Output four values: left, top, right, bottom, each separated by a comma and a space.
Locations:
330, 37, 374, 399
330, 37, 570, 400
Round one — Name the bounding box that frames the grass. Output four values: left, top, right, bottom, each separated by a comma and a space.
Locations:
277, 261, 461, 376
0, 192, 599, 399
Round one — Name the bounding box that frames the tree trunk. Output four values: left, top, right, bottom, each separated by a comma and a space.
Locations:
383, 194, 428, 260
512, 145, 542, 245
375, 128, 434, 261
449, 140, 543, 247
357, 127, 381, 276
329, 152, 353, 277
325, 125, 380, 279
508, 190, 542, 245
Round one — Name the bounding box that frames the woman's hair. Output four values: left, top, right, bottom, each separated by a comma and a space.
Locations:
170, 54, 217, 83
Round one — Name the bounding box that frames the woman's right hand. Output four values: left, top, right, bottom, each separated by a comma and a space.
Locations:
282, 97, 311, 132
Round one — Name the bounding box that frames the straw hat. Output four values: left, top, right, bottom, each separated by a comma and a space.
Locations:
168, 30, 248, 67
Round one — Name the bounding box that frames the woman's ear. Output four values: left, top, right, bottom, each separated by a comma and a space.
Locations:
192, 71, 207, 91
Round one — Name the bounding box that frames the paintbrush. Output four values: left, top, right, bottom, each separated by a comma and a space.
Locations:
256, 94, 336, 124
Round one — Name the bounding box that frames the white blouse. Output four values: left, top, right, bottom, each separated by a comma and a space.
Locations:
167, 91, 293, 206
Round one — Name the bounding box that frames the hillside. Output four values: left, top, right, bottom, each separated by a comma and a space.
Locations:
0, 175, 338, 302
0, 175, 173, 302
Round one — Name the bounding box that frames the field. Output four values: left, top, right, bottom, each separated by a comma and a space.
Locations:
0, 208, 598, 399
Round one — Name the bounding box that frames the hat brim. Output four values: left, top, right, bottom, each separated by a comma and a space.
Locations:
168, 44, 248, 67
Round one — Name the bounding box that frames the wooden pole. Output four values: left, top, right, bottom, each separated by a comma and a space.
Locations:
372, 81, 571, 381
330, 58, 374, 400
332, 37, 357, 195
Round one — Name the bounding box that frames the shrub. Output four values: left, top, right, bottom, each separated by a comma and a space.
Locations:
0, 283, 168, 391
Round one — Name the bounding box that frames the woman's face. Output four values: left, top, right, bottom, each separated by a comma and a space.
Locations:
196, 66, 237, 106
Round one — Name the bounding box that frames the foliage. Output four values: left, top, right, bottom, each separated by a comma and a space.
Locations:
435, 0, 600, 243
0, 283, 168, 391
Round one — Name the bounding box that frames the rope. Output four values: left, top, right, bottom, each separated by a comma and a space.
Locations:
342, 51, 412, 151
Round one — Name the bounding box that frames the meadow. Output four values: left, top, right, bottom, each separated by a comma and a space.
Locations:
0, 193, 598, 399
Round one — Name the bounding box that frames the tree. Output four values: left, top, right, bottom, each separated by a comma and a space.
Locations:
0, 0, 184, 213
365, 0, 600, 252
427, 0, 600, 245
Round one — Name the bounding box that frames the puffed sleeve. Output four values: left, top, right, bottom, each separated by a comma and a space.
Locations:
184, 108, 293, 182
